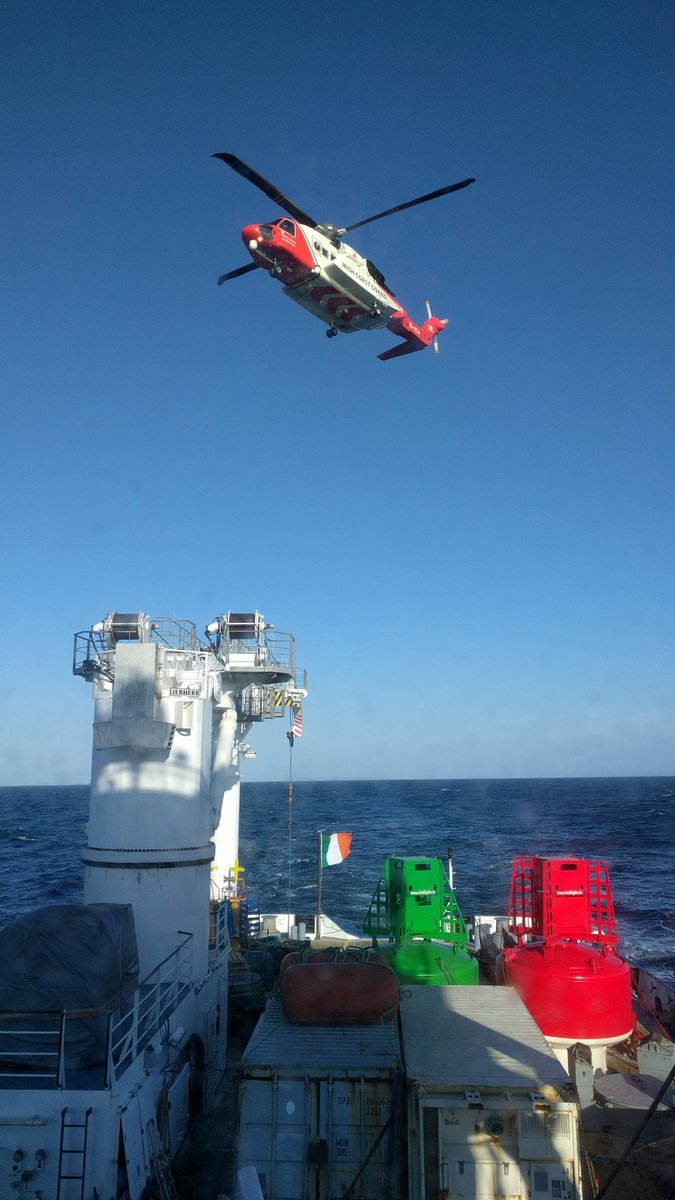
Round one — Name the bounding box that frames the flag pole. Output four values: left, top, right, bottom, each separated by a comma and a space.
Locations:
287, 727, 294, 937
316, 829, 324, 941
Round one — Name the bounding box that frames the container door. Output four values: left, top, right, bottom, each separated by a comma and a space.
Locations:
424, 1103, 524, 1200
238, 1076, 312, 1199
518, 1108, 578, 1199
521, 1160, 575, 1199
445, 1157, 525, 1198
319, 1077, 398, 1200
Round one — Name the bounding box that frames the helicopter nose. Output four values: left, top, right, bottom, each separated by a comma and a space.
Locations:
242, 223, 276, 252
242, 223, 260, 251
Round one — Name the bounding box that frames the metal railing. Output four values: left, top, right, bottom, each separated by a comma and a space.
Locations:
0, 1010, 66, 1088
73, 616, 204, 678
107, 935, 193, 1083
218, 630, 296, 674
240, 669, 309, 721
208, 900, 231, 966
0, 938, 194, 1090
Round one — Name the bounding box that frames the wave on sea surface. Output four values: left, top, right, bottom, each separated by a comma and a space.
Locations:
0, 779, 673, 981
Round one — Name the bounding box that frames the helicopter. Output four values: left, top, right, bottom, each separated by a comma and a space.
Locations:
214, 153, 475, 361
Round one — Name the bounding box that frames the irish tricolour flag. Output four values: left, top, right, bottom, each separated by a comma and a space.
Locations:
321, 831, 352, 867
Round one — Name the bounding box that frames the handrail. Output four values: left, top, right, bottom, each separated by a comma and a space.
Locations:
209, 899, 231, 965
0, 1010, 65, 1086
0, 936, 195, 1090
73, 617, 206, 677
107, 934, 193, 1084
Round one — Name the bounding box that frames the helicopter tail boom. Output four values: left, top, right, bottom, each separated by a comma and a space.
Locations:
378, 307, 448, 361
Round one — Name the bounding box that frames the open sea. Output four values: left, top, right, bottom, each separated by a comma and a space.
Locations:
1, 778, 673, 983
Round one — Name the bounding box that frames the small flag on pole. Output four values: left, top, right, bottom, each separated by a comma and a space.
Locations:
321, 831, 352, 867
292, 707, 303, 738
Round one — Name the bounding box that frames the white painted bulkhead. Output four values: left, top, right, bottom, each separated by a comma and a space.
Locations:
0, 973, 223, 1200
83, 641, 219, 978
209, 698, 243, 896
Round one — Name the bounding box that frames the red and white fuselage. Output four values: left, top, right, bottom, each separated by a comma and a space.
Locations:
242, 218, 448, 360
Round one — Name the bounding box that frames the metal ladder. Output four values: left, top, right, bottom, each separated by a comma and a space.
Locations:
56, 1107, 92, 1200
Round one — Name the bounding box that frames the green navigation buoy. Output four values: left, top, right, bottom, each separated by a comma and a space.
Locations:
363, 856, 479, 985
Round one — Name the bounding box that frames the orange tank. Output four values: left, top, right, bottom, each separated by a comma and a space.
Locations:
279, 947, 400, 1025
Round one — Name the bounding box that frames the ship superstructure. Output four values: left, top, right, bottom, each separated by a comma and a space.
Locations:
0, 607, 304, 1200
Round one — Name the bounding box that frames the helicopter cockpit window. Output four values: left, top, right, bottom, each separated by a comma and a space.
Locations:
278, 219, 296, 236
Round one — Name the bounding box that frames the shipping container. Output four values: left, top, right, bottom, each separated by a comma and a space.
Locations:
401, 987, 584, 1200
237, 996, 402, 1199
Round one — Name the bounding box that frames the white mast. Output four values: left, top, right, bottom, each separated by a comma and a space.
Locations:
74, 610, 301, 977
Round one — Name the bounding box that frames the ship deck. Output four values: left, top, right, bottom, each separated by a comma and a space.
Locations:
175, 935, 675, 1200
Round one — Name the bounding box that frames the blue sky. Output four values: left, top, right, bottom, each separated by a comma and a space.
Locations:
1, 1, 674, 784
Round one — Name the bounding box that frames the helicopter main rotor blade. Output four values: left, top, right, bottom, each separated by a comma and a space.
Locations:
340, 178, 476, 236
217, 262, 260, 285
213, 153, 319, 228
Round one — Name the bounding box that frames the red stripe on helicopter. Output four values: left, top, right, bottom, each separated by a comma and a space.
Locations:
308, 284, 365, 325
309, 285, 340, 304
326, 294, 362, 317
343, 305, 365, 323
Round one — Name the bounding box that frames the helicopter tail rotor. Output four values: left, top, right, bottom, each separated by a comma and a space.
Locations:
425, 299, 448, 354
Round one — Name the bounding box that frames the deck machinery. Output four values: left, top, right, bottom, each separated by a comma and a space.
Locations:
364, 856, 479, 985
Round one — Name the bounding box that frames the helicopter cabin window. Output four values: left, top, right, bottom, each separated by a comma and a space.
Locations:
277, 219, 296, 236
366, 259, 387, 288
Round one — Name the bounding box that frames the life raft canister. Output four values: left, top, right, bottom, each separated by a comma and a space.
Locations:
279, 946, 400, 1025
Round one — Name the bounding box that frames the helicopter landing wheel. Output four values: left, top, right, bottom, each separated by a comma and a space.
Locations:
269, 262, 282, 277
370, 304, 382, 319
326, 325, 338, 339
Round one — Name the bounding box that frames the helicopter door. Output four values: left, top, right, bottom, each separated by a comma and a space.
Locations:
277, 217, 317, 277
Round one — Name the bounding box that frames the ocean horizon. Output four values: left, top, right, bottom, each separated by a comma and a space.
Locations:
1, 777, 673, 983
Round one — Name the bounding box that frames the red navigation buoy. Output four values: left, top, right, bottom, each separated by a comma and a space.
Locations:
499, 938, 632, 1042
499, 856, 633, 1051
